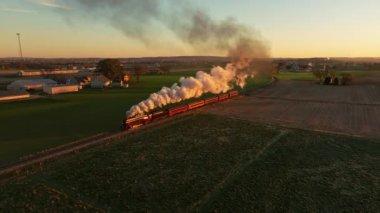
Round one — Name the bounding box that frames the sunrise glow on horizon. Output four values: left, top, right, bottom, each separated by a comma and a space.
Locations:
1, 0, 380, 58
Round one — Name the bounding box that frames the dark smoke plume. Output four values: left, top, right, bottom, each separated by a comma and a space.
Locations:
59, 0, 272, 118
61, 0, 270, 63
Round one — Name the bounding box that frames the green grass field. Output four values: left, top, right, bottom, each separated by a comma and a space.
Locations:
0, 71, 270, 166
276, 70, 380, 81
276, 71, 315, 81
0, 114, 378, 212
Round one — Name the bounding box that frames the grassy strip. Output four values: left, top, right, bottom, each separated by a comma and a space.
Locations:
275, 71, 314, 81
276, 70, 380, 81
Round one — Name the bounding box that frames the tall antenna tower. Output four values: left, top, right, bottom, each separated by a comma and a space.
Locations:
16, 33, 23, 59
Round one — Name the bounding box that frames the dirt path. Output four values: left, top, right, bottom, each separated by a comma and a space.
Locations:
208, 74, 380, 139
190, 130, 289, 212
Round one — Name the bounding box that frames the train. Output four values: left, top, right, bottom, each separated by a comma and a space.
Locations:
122, 90, 239, 130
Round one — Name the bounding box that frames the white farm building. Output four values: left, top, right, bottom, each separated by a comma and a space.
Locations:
7, 79, 57, 91
43, 85, 80, 95
0, 91, 31, 101
18, 70, 79, 77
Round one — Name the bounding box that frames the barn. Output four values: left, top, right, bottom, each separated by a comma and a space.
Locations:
18, 70, 79, 77
43, 85, 80, 95
0, 91, 31, 101
7, 79, 57, 91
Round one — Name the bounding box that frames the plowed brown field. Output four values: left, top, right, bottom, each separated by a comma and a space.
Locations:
208, 73, 380, 138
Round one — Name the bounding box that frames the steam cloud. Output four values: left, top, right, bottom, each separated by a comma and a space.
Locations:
128, 64, 252, 118
59, 0, 271, 117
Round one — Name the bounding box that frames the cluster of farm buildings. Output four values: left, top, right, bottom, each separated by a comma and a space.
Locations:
0, 69, 130, 102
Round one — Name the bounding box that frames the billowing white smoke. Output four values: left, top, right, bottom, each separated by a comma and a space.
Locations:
55, 1, 270, 118
127, 63, 251, 118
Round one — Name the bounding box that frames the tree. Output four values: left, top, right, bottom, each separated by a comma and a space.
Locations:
276, 61, 286, 71
133, 64, 147, 82
97, 59, 123, 81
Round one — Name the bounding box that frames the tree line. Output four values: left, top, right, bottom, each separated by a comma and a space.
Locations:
97, 59, 171, 82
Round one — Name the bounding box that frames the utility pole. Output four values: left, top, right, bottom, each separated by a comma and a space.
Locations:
16, 33, 23, 59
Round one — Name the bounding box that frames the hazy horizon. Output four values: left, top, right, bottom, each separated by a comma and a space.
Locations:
2, 56, 380, 60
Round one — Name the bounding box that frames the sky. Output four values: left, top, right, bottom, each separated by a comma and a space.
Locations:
1, 0, 380, 58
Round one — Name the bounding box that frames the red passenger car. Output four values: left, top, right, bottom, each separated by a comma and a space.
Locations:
188, 100, 205, 110
218, 93, 229, 101
168, 105, 188, 116
204, 96, 219, 105
122, 91, 240, 130
151, 111, 168, 120
229, 90, 239, 98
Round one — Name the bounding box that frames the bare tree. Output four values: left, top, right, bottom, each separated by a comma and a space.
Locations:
133, 64, 147, 82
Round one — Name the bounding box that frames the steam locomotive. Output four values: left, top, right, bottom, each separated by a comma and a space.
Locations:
122, 90, 239, 130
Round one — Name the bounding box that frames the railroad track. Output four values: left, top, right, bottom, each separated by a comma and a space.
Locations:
0, 110, 201, 178
0, 130, 129, 178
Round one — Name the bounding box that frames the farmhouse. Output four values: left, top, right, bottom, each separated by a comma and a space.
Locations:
43, 85, 80, 95
7, 79, 57, 91
77, 75, 93, 86
123, 73, 131, 82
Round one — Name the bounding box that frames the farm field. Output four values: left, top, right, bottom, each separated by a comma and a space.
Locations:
0, 114, 378, 212
0, 70, 270, 166
275, 70, 379, 81
209, 71, 380, 138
